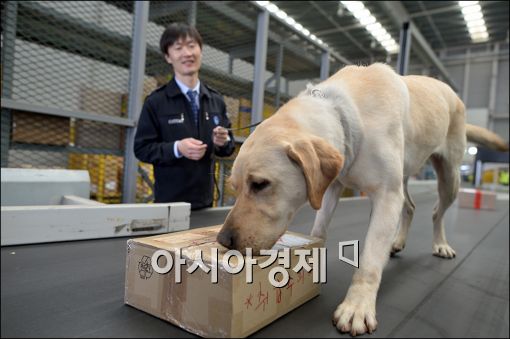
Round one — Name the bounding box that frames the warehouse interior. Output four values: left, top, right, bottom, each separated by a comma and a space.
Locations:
1, 1, 509, 338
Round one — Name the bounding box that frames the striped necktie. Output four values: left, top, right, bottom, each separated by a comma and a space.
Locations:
186, 89, 199, 126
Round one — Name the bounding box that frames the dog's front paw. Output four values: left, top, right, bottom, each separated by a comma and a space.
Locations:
433, 243, 456, 258
390, 241, 405, 256
332, 297, 377, 336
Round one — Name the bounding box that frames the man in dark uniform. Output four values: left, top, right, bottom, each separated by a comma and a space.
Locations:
134, 23, 235, 210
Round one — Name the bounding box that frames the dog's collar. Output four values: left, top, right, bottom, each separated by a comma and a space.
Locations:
340, 114, 355, 177
336, 97, 361, 178
308, 86, 359, 177
310, 88, 325, 99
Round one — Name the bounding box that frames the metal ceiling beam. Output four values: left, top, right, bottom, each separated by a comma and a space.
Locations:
411, 24, 458, 91
315, 23, 369, 37
255, 2, 351, 65
409, 4, 461, 19
286, 70, 322, 81
203, 2, 321, 67
309, 1, 372, 58
417, 1, 447, 49
228, 43, 280, 59
409, 1, 500, 19
379, 1, 458, 91
149, 1, 190, 21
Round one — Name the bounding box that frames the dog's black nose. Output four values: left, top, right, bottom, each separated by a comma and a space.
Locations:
217, 229, 236, 249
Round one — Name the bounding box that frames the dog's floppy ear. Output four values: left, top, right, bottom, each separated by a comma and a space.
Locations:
286, 137, 344, 210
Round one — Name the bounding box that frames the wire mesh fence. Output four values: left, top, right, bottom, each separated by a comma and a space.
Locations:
1, 1, 328, 206
1, 1, 152, 203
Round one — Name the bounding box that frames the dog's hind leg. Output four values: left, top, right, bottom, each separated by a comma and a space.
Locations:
310, 180, 343, 239
391, 176, 416, 256
430, 154, 459, 258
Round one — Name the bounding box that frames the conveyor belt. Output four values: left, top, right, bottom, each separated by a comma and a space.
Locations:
1, 191, 508, 338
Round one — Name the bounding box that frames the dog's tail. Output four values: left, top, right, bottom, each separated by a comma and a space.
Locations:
466, 123, 509, 152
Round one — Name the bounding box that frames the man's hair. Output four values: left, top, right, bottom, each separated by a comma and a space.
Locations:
160, 23, 203, 55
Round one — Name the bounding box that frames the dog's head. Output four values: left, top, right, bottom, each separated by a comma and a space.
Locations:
217, 118, 344, 254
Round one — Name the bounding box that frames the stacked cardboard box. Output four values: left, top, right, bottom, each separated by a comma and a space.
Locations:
221, 161, 236, 206
236, 99, 277, 137
11, 110, 69, 146
238, 98, 252, 138
137, 162, 154, 203
74, 121, 125, 150
68, 153, 123, 203
76, 86, 126, 150
263, 103, 276, 120
223, 95, 240, 132
120, 78, 160, 117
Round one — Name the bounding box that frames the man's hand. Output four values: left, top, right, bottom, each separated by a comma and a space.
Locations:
213, 126, 230, 147
177, 138, 207, 161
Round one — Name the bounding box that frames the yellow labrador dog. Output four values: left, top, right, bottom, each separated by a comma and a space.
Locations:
217, 63, 508, 336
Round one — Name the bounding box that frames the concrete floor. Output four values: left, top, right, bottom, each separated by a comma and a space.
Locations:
1, 190, 508, 338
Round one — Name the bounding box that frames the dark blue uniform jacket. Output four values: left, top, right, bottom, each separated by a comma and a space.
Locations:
134, 78, 235, 209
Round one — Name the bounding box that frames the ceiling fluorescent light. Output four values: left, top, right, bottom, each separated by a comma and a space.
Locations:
468, 26, 487, 34
458, 1, 479, 7
466, 19, 485, 27
276, 10, 287, 20
385, 45, 399, 53
266, 3, 278, 13
366, 22, 382, 32
371, 28, 388, 37
341, 1, 399, 54
376, 33, 392, 42
461, 5, 481, 14
381, 39, 396, 47
360, 15, 376, 26
285, 16, 296, 26
471, 31, 488, 39
341, 1, 364, 12
464, 12, 483, 21
458, 0, 489, 43
254, 1, 338, 54
353, 9, 371, 20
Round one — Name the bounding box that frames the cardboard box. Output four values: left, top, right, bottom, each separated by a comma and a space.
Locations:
80, 87, 124, 117
457, 188, 497, 210
125, 225, 324, 337
120, 78, 160, 117
263, 103, 276, 120
238, 98, 252, 138
74, 120, 125, 150
11, 110, 69, 146
68, 153, 123, 203
223, 96, 240, 132
137, 162, 154, 203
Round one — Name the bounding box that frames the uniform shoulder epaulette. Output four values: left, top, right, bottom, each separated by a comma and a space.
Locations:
205, 84, 221, 95
146, 84, 166, 99
154, 84, 167, 93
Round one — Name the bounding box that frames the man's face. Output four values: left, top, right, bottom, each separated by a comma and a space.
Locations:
164, 36, 202, 77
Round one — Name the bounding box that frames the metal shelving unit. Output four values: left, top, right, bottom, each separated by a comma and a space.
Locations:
1, 1, 346, 205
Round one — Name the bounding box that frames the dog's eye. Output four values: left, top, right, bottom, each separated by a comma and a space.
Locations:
251, 180, 270, 193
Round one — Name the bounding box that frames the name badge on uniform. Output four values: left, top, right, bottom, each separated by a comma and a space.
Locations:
168, 113, 184, 124
213, 115, 220, 126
